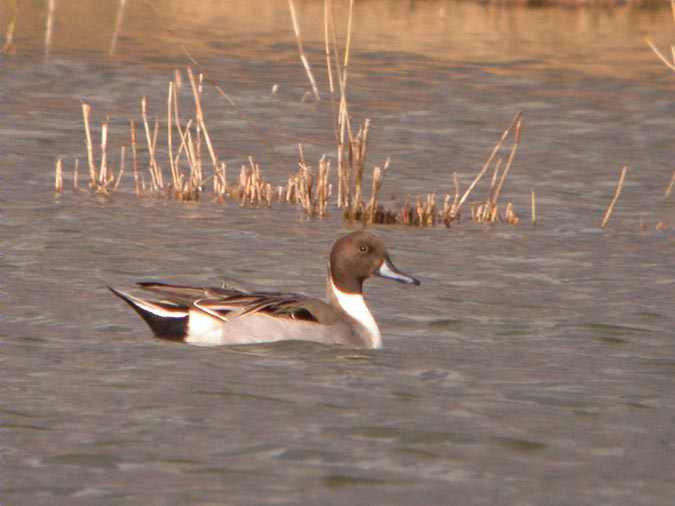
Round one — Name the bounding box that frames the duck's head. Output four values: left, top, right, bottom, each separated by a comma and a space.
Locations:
329, 231, 420, 294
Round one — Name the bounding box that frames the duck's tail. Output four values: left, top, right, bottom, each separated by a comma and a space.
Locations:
108, 286, 189, 341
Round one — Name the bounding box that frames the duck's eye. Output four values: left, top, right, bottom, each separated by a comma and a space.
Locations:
359, 244, 368, 253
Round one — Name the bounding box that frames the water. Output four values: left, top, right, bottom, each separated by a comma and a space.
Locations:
2, 1, 675, 504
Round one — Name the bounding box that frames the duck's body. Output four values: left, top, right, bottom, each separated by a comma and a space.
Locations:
110, 231, 420, 349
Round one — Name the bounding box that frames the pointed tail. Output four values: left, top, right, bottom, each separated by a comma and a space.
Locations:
108, 286, 189, 341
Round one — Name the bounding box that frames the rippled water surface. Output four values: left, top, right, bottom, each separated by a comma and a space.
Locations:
2, 1, 675, 505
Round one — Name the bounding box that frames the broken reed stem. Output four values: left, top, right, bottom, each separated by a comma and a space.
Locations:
491, 116, 522, 206
601, 166, 628, 228
288, 0, 320, 101
455, 112, 522, 215
531, 190, 536, 225
54, 158, 63, 193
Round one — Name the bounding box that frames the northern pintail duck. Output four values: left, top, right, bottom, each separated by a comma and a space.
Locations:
109, 231, 420, 349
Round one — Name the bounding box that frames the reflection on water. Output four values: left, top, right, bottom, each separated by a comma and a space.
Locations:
1, 0, 673, 80
1, 1, 675, 505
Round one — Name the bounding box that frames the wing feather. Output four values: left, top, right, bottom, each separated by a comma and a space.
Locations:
137, 282, 319, 322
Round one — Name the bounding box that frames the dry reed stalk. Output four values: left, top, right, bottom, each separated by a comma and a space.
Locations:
171, 118, 191, 184
341, 119, 370, 218
601, 166, 628, 228
99, 120, 109, 187
331, 0, 356, 207
455, 112, 522, 216
249, 157, 262, 204
264, 183, 273, 207
341, 0, 355, 99
400, 200, 412, 225
184, 128, 199, 197
531, 190, 537, 225
646, 2, 675, 71
422, 193, 436, 226
187, 68, 218, 178
54, 158, 63, 193
323, 0, 335, 96
2, 16, 15, 54
288, 0, 320, 101
113, 146, 125, 191
151, 118, 163, 189
141, 97, 164, 191
173, 71, 184, 128
297, 143, 307, 167
73, 158, 79, 191
82, 103, 96, 188
442, 172, 462, 226
491, 116, 523, 207
44, 0, 55, 57
488, 158, 501, 202
285, 174, 296, 203
503, 202, 519, 225
646, 39, 675, 72
665, 170, 675, 198
317, 156, 331, 217
323, 162, 332, 216
129, 120, 141, 195
167, 81, 178, 187
213, 161, 228, 198
366, 166, 382, 223
476, 158, 503, 223
109, 0, 127, 56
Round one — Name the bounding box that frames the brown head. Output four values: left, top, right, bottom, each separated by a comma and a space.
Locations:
329, 231, 420, 295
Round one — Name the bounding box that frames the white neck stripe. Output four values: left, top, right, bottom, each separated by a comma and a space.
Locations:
329, 279, 382, 349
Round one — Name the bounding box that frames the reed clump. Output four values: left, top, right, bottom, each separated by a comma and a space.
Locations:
338, 112, 524, 227
57, 77, 529, 228
283, 148, 332, 217
52, 0, 532, 229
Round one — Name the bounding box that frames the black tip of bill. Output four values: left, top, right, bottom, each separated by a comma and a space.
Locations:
376, 256, 421, 286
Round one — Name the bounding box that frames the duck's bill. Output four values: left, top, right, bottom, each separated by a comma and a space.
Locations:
376, 256, 421, 286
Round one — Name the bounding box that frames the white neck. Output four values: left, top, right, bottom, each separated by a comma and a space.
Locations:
328, 278, 382, 349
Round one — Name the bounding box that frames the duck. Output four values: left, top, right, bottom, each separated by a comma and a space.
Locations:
109, 230, 420, 349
